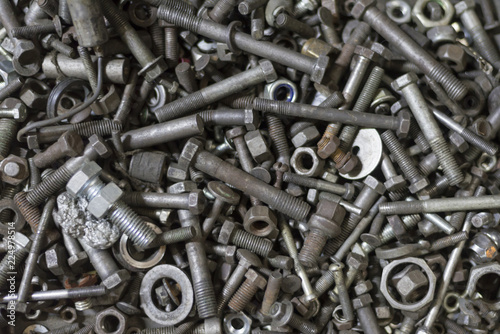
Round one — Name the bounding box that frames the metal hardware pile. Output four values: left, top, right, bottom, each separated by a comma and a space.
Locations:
0, 0, 500, 333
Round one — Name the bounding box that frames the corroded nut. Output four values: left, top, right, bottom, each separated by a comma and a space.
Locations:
0, 155, 29, 185
437, 44, 467, 72
95, 307, 128, 334
243, 205, 278, 238
291, 126, 320, 148
291, 147, 325, 177
88, 183, 124, 219
19, 78, 50, 110
245, 130, 273, 163
412, 0, 454, 32
263, 78, 298, 102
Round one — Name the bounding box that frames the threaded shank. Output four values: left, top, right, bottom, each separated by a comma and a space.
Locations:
157, 5, 203, 33
288, 315, 319, 334
460, 128, 498, 156
0, 118, 16, 159
193, 279, 217, 318
164, 26, 178, 62
149, 22, 165, 58
427, 63, 467, 101
232, 230, 273, 257
71, 119, 122, 137
378, 201, 424, 215
147, 227, 196, 248
155, 91, 207, 122
209, 0, 237, 23
314, 270, 336, 296
228, 280, 259, 312
11, 24, 55, 38
270, 190, 310, 223
428, 137, 463, 186
0, 246, 28, 290
45, 323, 80, 334
14, 192, 41, 231
429, 231, 468, 251
298, 229, 328, 267
381, 130, 422, 183
266, 115, 290, 163
26, 165, 73, 205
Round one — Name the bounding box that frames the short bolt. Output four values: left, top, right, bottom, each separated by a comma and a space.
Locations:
228, 268, 267, 312
351, 0, 466, 100
41, 34, 77, 58
32, 131, 84, 168
10, 17, 61, 38
270, 300, 319, 334
217, 249, 262, 314
226, 126, 254, 173
122, 191, 206, 214
201, 181, 240, 237
393, 73, 463, 185
381, 152, 406, 191
219, 220, 274, 257
61, 231, 89, 271
0, 76, 25, 101
145, 227, 197, 249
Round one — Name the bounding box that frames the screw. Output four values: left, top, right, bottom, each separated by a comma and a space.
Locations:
217, 249, 262, 314
381, 130, 429, 193
351, 0, 466, 100
432, 107, 498, 155
275, 13, 316, 38
154, 60, 276, 122
156, 6, 329, 83
456, 0, 500, 69
270, 300, 319, 334
219, 219, 274, 257
202, 181, 240, 237
100, 0, 167, 82
298, 200, 345, 267
32, 131, 84, 168
116, 272, 145, 315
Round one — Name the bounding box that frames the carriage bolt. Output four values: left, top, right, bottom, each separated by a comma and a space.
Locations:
154, 60, 276, 122
156, 6, 329, 83
351, 0, 467, 100
180, 138, 311, 221
202, 181, 240, 237
101, 0, 167, 82
392, 73, 463, 186
217, 249, 262, 314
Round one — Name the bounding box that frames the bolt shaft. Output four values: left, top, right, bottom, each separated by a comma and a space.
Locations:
228, 279, 261, 312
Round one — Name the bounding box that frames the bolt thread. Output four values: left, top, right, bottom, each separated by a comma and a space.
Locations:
319, 92, 345, 108
293, 0, 317, 17
266, 115, 290, 163
0, 118, 17, 159
0, 77, 25, 101
378, 213, 420, 246
11, 24, 55, 38
288, 314, 319, 334
150, 22, 165, 58
381, 130, 422, 183
0, 184, 21, 222
73, 323, 94, 334
314, 269, 336, 296
77, 46, 98, 92
189, 167, 205, 183
429, 231, 469, 251
470, 27, 500, 65
164, 26, 178, 63
26, 165, 73, 205
449, 211, 467, 230
209, 0, 237, 23
157, 5, 203, 33
66, 286, 107, 299
409, 121, 430, 153
71, 119, 122, 137
298, 229, 328, 267
352, 66, 384, 114
51, 40, 77, 58
0, 245, 29, 289
460, 128, 498, 155
283, 172, 317, 189
38, 0, 58, 17
428, 137, 463, 186
147, 0, 196, 13
193, 279, 218, 318
108, 201, 157, 249
232, 230, 273, 257
74, 299, 93, 311
101, 0, 132, 35
378, 201, 424, 215
427, 62, 467, 101
223, 95, 255, 108
147, 227, 196, 248
141, 327, 176, 334
323, 214, 359, 256
388, 188, 408, 201
270, 189, 310, 224
14, 192, 41, 231
155, 91, 207, 122
228, 280, 259, 312
425, 175, 449, 198
443, 318, 469, 334
45, 323, 80, 334
463, 144, 482, 162
275, 14, 315, 38
397, 316, 415, 334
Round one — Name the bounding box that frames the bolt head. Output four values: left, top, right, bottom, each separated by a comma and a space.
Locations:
168, 181, 198, 194
396, 110, 411, 138
352, 293, 372, 310
226, 126, 246, 140
259, 59, 278, 83
350, 0, 377, 19
408, 176, 430, 194
178, 138, 204, 170
0, 155, 28, 185
346, 252, 368, 270
102, 269, 130, 289
337, 152, 359, 174
317, 136, 340, 159
244, 109, 259, 131
270, 300, 294, 327
218, 219, 238, 244
455, 0, 474, 16
311, 54, 330, 83
87, 182, 123, 219
58, 131, 84, 157
363, 175, 386, 195
166, 162, 188, 182
384, 175, 406, 192
391, 73, 419, 92
354, 280, 373, 296
308, 200, 345, 237
238, 249, 262, 268
0, 98, 27, 121
187, 190, 206, 215
208, 181, 240, 205
66, 161, 102, 198
89, 134, 112, 158
68, 251, 88, 268
354, 46, 380, 63
245, 268, 267, 289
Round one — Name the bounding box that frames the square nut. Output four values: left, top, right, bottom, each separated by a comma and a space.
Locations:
88, 183, 123, 219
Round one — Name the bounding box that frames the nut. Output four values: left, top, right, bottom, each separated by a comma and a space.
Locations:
412, 0, 454, 32
0, 155, 29, 185
386, 0, 412, 24
245, 130, 273, 163
291, 147, 325, 177
436, 44, 467, 72
426, 26, 457, 45
264, 77, 297, 102
396, 269, 428, 302
88, 183, 124, 219
243, 205, 278, 238
308, 200, 346, 238
95, 307, 128, 334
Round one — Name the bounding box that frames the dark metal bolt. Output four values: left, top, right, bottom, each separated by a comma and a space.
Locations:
275, 13, 316, 38
116, 272, 145, 315
228, 268, 267, 312
32, 131, 84, 168
202, 181, 240, 237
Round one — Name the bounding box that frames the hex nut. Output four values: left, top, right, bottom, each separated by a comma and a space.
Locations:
354, 280, 373, 296
95, 307, 128, 334
245, 130, 273, 163
468, 232, 499, 263
291, 147, 325, 177
66, 161, 102, 198
317, 136, 340, 159
412, 0, 454, 32
89, 134, 112, 158
263, 78, 298, 102
0, 155, 29, 185
386, 0, 412, 24
88, 183, 124, 219
437, 44, 467, 72
19, 78, 50, 110
291, 126, 320, 148
243, 205, 278, 238
396, 270, 428, 302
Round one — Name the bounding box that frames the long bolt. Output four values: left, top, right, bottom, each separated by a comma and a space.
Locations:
154, 60, 276, 122
330, 263, 354, 321
351, 0, 466, 100
284, 172, 352, 199
1, 286, 106, 302
122, 192, 205, 214
393, 73, 463, 185
156, 6, 329, 83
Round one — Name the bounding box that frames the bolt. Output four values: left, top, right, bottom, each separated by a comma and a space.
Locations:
156, 6, 329, 83
73, 323, 95, 334
226, 126, 254, 173
429, 231, 469, 252
396, 316, 416, 334
381, 130, 429, 193
227, 268, 267, 312
149, 21, 165, 59
406, 197, 455, 235
116, 272, 145, 315
217, 249, 262, 314
266, 115, 290, 165
175, 62, 198, 93
456, 0, 500, 69
14, 191, 42, 231
42, 34, 77, 59
122, 191, 206, 214
154, 60, 276, 122
0, 233, 30, 291
298, 200, 346, 267
163, 23, 178, 66
169, 182, 218, 319
209, 0, 237, 23
273, 162, 289, 189
260, 271, 283, 316
16, 197, 55, 312
77, 46, 98, 92
352, 294, 385, 334
100, 0, 167, 82
380, 152, 406, 191
331, 263, 355, 321
318, 7, 341, 46
238, 0, 267, 15
284, 172, 354, 199
145, 227, 197, 249
202, 181, 240, 237
270, 300, 319, 334
32, 131, 84, 168
275, 13, 316, 38
219, 219, 274, 257
0, 76, 25, 101
432, 107, 498, 155
351, 0, 466, 100
293, 0, 319, 17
